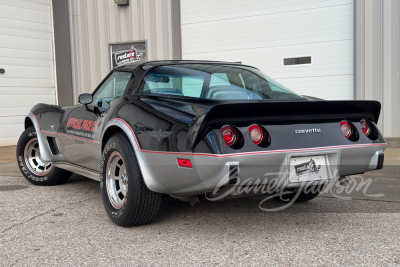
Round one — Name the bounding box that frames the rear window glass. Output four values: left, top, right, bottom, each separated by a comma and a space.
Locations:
138, 64, 303, 100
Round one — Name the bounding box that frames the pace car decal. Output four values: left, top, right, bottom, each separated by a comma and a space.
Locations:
133, 122, 172, 141
65, 118, 100, 139
148, 129, 173, 141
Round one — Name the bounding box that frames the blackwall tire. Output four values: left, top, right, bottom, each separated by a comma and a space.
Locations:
16, 126, 72, 186
101, 133, 162, 227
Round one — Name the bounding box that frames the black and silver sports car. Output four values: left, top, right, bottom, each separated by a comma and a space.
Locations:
17, 60, 386, 226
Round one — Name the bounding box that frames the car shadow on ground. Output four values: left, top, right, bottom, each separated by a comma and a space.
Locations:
26, 172, 400, 218
67, 173, 400, 215
155, 192, 399, 223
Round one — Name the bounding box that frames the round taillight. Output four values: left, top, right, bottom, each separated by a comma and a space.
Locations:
221, 125, 237, 147
248, 124, 271, 147
340, 120, 352, 139
360, 119, 370, 136
249, 124, 263, 145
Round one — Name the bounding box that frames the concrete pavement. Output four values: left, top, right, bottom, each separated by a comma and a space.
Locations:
0, 146, 399, 266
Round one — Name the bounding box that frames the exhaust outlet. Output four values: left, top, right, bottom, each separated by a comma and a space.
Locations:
339, 176, 349, 186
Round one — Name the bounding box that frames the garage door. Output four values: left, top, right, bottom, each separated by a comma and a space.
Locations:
181, 0, 354, 100
0, 0, 56, 146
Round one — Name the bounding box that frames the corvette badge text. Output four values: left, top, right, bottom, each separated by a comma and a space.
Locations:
295, 128, 321, 134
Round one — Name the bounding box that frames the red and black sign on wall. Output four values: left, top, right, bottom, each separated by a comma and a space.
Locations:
109, 41, 146, 69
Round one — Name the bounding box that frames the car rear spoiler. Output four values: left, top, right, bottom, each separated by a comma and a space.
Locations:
187, 100, 381, 149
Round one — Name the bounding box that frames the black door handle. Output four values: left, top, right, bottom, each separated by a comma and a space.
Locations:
0, 69, 5, 74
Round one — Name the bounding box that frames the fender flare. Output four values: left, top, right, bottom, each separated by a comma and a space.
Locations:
101, 119, 163, 192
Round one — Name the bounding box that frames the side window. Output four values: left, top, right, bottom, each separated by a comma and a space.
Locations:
93, 71, 131, 106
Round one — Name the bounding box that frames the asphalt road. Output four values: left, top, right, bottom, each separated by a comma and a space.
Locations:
0, 147, 399, 266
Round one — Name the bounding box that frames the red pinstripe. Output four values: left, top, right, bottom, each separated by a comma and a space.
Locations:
112, 118, 387, 158
29, 113, 386, 157
41, 130, 100, 144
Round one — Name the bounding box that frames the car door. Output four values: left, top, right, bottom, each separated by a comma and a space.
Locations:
60, 71, 132, 171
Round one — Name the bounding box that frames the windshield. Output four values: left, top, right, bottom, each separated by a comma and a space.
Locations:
138, 64, 303, 100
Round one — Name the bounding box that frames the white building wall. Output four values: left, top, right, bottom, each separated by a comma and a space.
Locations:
0, 0, 56, 146
181, 0, 354, 100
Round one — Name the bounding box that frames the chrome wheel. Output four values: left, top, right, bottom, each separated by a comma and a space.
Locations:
24, 138, 52, 176
106, 152, 128, 209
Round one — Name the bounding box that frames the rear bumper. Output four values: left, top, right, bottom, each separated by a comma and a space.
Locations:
138, 143, 386, 195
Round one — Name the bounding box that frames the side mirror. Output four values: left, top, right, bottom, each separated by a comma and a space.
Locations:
78, 93, 93, 105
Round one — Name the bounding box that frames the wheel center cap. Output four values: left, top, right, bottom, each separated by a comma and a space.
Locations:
37, 152, 48, 164
121, 174, 128, 186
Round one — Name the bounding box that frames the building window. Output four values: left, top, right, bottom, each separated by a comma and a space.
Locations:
283, 56, 312, 66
